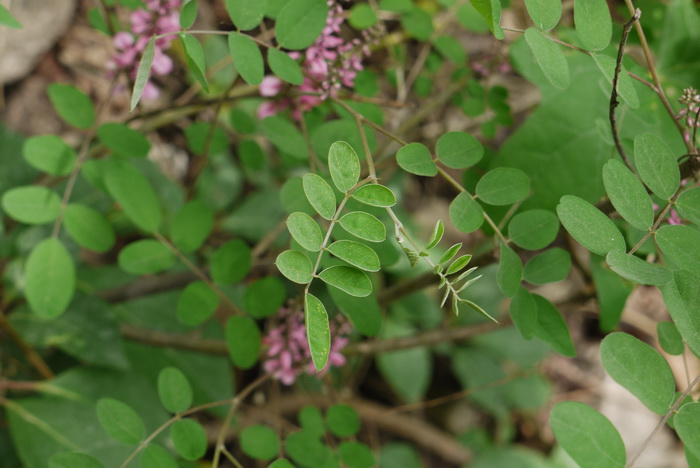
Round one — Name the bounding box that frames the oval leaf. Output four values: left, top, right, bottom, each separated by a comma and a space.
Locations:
657, 321, 684, 356
508, 209, 559, 250
140, 445, 178, 468
287, 212, 323, 252
603, 159, 653, 230
268, 48, 304, 85
449, 192, 484, 233
592, 54, 640, 110
25, 238, 75, 318
210, 239, 252, 285
171, 419, 207, 460
339, 212, 386, 242
303, 173, 336, 220
496, 244, 522, 298
676, 187, 700, 225
435, 131, 483, 169
523, 247, 571, 285
556, 195, 625, 256
104, 160, 162, 233
329, 141, 361, 193
225, 0, 267, 30
476, 167, 531, 206
660, 271, 700, 358
47, 83, 95, 129
64, 204, 116, 252
396, 142, 437, 177
319, 265, 372, 297
118, 240, 175, 275
633, 133, 680, 200
656, 225, 700, 273
305, 292, 331, 372
276, 250, 314, 284
177, 281, 220, 326
225, 316, 261, 369
244, 277, 286, 318
228, 32, 264, 85
510, 286, 538, 339
2, 186, 61, 225
533, 294, 576, 357
606, 250, 671, 286
524, 27, 570, 89
328, 240, 381, 272
275, 0, 329, 50
23, 135, 76, 176
158, 367, 193, 413
241, 425, 280, 460
96, 398, 145, 446
676, 403, 700, 460
181, 33, 209, 92
352, 184, 396, 207
130, 37, 155, 111
171, 200, 214, 253
525, 0, 562, 31
97, 123, 151, 158
574, 0, 612, 51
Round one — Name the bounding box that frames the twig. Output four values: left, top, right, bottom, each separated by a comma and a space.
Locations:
0, 310, 53, 380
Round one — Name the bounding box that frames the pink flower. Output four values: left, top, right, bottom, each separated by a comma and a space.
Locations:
259, 76, 284, 97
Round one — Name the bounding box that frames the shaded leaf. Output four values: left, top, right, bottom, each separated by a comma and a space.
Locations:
602, 159, 652, 230
97, 123, 151, 159
592, 54, 640, 109
533, 294, 576, 357
118, 240, 175, 275
158, 367, 193, 413
181, 34, 209, 92
241, 425, 279, 460
171, 200, 214, 253
49, 452, 104, 468
225, 0, 267, 30
268, 48, 304, 84
177, 281, 220, 326
436, 131, 483, 169
327, 404, 360, 437
508, 209, 559, 250
606, 250, 671, 286
656, 225, 700, 273
96, 398, 145, 446
225, 316, 261, 369
25, 238, 75, 318
104, 160, 162, 233
660, 270, 700, 358
510, 286, 538, 339
523, 247, 571, 285
171, 419, 207, 460
496, 244, 522, 297
676, 187, 700, 225
525, 0, 562, 31
676, 403, 700, 460
524, 27, 570, 89
210, 239, 252, 284
470, 0, 504, 39
574, 0, 612, 51
633, 133, 680, 200
657, 321, 684, 356
130, 37, 155, 111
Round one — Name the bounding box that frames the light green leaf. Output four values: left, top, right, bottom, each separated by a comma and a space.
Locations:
276, 250, 314, 284
401, 8, 434, 40
171, 419, 207, 460
550, 401, 626, 468
525, 0, 561, 31
96, 398, 145, 446
435, 131, 483, 169
523, 247, 571, 285
245, 277, 286, 318
339, 211, 386, 242
49, 452, 104, 468
104, 160, 162, 233
660, 271, 700, 358
556, 195, 626, 256
64, 204, 115, 252
305, 292, 331, 371
225, 0, 267, 30
241, 425, 279, 460
23, 135, 76, 175
287, 212, 323, 251
177, 281, 220, 326
425, 219, 444, 250
97, 122, 151, 158
225, 316, 261, 369
275, 0, 329, 50
600, 332, 675, 414
285, 431, 334, 466
524, 27, 570, 89
47, 84, 95, 129
633, 133, 680, 200
352, 184, 396, 207
476, 167, 531, 205
171, 200, 214, 253
339, 441, 375, 468
510, 286, 538, 339
25, 238, 75, 318
262, 116, 307, 159
303, 173, 336, 220
319, 265, 372, 297
181, 34, 209, 92
676, 187, 700, 225
130, 37, 155, 111
602, 159, 653, 230
179, 0, 197, 29
158, 367, 193, 413
533, 294, 576, 357
396, 142, 437, 177
210, 239, 252, 284
496, 244, 522, 297
606, 250, 671, 286
449, 192, 484, 233
267, 48, 304, 85
434, 35, 466, 64
140, 445, 178, 468
327, 404, 360, 437
508, 209, 559, 250
118, 240, 175, 275
591, 54, 640, 109
470, 0, 504, 39
2, 186, 61, 225
574, 0, 612, 51
439, 242, 462, 264
349, 3, 378, 29
656, 225, 700, 273
657, 321, 684, 356
446, 254, 472, 275
0, 5, 22, 28
329, 141, 361, 193
329, 240, 381, 272
228, 32, 264, 85
676, 403, 700, 460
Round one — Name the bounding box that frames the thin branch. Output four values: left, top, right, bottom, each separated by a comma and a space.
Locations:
0, 309, 54, 380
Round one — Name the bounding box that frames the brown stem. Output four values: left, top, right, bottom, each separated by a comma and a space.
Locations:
0, 310, 54, 380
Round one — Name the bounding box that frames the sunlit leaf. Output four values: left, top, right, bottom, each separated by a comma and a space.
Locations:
508, 209, 559, 250
276, 250, 314, 284
319, 265, 372, 297
104, 160, 162, 233
303, 173, 336, 220
556, 195, 625, 256
275, 0, 329, 50
449, 192, 484, 233
23, 135, 76, 175
396, 142, 437, 177
2, 186, 61, 225
606, 250, 671, 286
496, 244, 522, 297
25, 238, 75, 318
602, 159, 652, 230
352, 184, 396, 207
533, 294, 575, 357
47, 84, 95, 129
435, 131, 483, 169
339, 211, 386, 242
171, 419, 207, 460
305, 293, 331, 371
524, 27, 570, 89
523, 247, 571, 285
574, 0, 612, 51
225, 0, 267, 30
118, 240, 175, 275
130, 37, 155, 111
228, 32, 264, 85
329, 141, 361, 193
158, 367, 193, 413
525, 0, 561, 31
267, 48, 304, 85
287, 212, 323, 252
328, 240, 381, 272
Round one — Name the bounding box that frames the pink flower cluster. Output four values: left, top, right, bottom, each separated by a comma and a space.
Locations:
108, 0, 181, 100
678, 88, 700, 147
258, 0, 370, 119
263, 307, 350, 385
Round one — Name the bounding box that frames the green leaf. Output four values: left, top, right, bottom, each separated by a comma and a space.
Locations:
1, 186, 61, 225
435, 131, 483, 169
225, 316, 261, 369
470, 0, 504, 39
23, 135, 76, 175
210, 239, 252, 284
328, 240, 381, 272
96, 398, 145, 446
328, 287, 382, 336
171, 419, 207, 460
276, 250, 314, 284
396, 142, 437, 177
401, 8, 434, 40
158, 367, 193, 413
181, 34, 209, 92
556, 195, 625, 256
140, 445, 178, 468
510, 286, 538, 339
550, 401, 626, 468
449, 192, 484, 233
676, 187, 700, 225
225, 0, 267, 30
656, 225, 700, 273
605, 250, 671, 286
130, 37, 155, 111
508, 209, 559, 250
303, 173, 336, 220
525, 0, 561, 31
275, 0, 329, 50
319, 265, 372, 297
228, 32, 264, 85
25, 238, 75, 318
349, 4, 378, 29
439, 242, 462, 264
339, 211, 386, 242
533, 294, 576, 357
476, 167, 531, 205
104, 160, 162, 233
171, 200, 214, 252
118, 240, 175, 275
0, 5, 22, 28
96, 123, 151, 158
425, 220, 444, 250
287, 212, 323, 251
602, 159, 653, 230
434, 35, 466, 64
574, 0, 612, 51
268, 459, 296, 468
262, 116, 307, 160
49, 452, 104, 468
352, 184, 396, 207
339, 441, 375, 468
285, 431, 334, 466
377, 320, 431, 402
633, 133, 680, 200
241, 425, 279, 460
267, 48, 304, 85
676, 403, 700, 460
329, 141, 361, 193
446, 254, 472, 276
657, 321, 684, 356
245, 277, 287, 318
600, 332, 675, 414
591, 54, 640, 109
523, 247, 571, 285
327, 404, 360, 437
179, 0, 197, 29
660, 271, 700, 358
305, 292, 331, 371
496, 244, 522, 297
524, 27, 570, 89
47, 84, 95, 129
177, 281, 220, 326
64, 204, 115, 252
